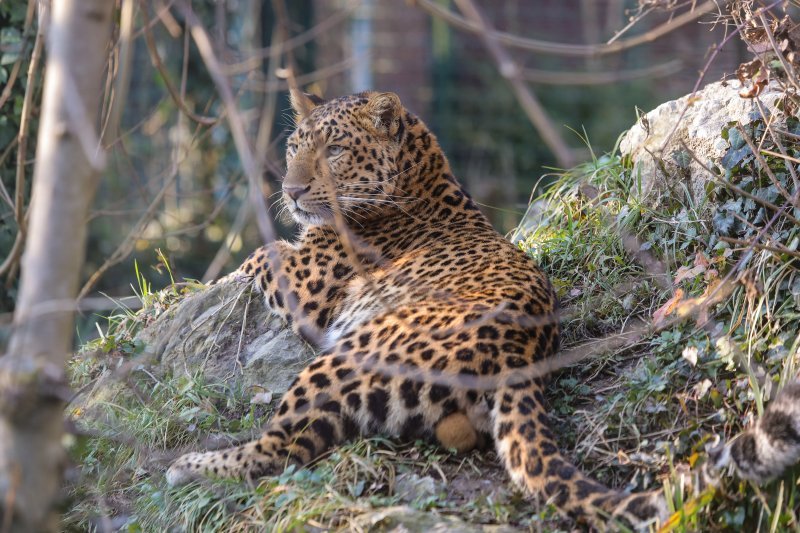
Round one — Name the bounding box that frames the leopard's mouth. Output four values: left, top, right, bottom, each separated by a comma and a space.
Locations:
289, 203, 329, 226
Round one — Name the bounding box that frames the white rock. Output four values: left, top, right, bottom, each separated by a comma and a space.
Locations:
620, 80, 785, 208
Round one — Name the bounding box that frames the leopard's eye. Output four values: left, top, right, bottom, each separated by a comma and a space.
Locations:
286, 144, 298, 158
327, 145, 344, 157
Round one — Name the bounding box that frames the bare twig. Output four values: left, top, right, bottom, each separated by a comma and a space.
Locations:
452, 0, 575, 168
757, 11, 800, 95
152, 0, 181, 38
0, 137, 19, 210
657, 18, 744, 152
736, 122, 795, 207
175, 0, 277, 246
140, 0, 217, 125
202, 201, 250, 283
414, 0, 724, 58
103, 0, 136, 145
0, 22, 44, 279
720, 236, 800, 259
241, 58, 357, 93
680, 140, 800, 226
760, 148, 800, 165
755, 99, 800, 191
0, 0, 36, 112
78, 161, 179, 299
520, 60, 683, 86
220, 3, 357, 75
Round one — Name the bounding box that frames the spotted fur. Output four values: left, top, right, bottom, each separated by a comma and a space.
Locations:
166, 91, 667, 527
711, 381, 800, 483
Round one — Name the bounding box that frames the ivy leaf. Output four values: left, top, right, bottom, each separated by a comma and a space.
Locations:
754, 185, 779, 204
671, 149, 691, 169
727, 126, 746, 149
713, 209, 736, 235
752, 207, 766, 225
720, 146, 752, 170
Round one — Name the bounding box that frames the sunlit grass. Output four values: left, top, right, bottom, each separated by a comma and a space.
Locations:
65, 137, 799, 530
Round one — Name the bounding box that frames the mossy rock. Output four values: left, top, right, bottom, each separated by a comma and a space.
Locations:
137, 280, 315, 392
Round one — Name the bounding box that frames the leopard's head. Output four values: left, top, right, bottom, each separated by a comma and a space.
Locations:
282, 90, 407, 226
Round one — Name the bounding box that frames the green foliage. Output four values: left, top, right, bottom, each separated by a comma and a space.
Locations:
0, 0, 38, 315
66, 117, 800, 530
517, 130, 799, 530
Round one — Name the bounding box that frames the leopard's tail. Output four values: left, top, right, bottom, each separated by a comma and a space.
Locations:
723, 380, 800, 483
492, 380, 668, 528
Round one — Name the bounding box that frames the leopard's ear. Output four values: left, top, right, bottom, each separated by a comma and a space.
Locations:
290, 89, 325, 120
361, 92, 402, 137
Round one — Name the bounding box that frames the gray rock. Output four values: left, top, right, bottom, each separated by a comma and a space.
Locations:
394, 473, 441, 503
619, 80, 785, 210
138, 279, 315, 392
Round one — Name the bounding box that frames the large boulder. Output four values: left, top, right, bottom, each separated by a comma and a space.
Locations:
619, 80, 785, 207
137, 279, 315, 392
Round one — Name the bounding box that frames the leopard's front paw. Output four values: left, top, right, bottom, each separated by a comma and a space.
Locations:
211, 270, 254, 286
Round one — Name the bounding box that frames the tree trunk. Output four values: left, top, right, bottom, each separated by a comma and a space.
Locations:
0, 1, 113, 530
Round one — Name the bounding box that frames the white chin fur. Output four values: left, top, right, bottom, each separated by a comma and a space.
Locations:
290, 207, 328, 226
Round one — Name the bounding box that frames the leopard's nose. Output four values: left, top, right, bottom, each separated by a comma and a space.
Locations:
284, 185, 311, 201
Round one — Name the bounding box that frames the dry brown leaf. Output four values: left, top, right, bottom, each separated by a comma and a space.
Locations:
653, 288, 684, 325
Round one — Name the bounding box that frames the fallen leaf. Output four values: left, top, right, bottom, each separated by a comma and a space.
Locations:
694, 251, 711, 269
653, 289, 684, 325
693, 379, 712, 399
251, 391, 274, 405
673, 265, 706, 285
682, 346, 699, 366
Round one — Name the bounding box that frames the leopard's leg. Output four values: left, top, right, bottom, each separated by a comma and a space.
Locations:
492, 379, 667, 528
214, 234, 353, 343
166, 352, 360, 485
166, 314, 483, 485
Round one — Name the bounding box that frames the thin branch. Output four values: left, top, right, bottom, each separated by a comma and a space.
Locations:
452, 0, 575, 168
414, 0, 724, 58
0, 23, 44, 279
760, 148, 800, 165
0, 0, 36, 112
0, 137, 19, 210
77, 162, 180, 299
758, 11, 800, 95
103, 0, 136, 144
755, 99, 800, 191
220, 3, 357, 75
720, 236, 800, 260
240, 58, 357, 93
175, 0, 277, 247
140, 0, 217, 125
152, 0, 181, 38
736, 122, 795, 207
657, 10, 760, 153
520, 60, 682, 86
15, 26, 43, 228
202, 200, 250, 283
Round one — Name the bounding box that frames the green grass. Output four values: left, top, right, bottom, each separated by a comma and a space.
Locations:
519, 133, 800, 530
64, 124, 800, 530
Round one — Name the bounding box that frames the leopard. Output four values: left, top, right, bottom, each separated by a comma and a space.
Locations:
166, 90, 668, 528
